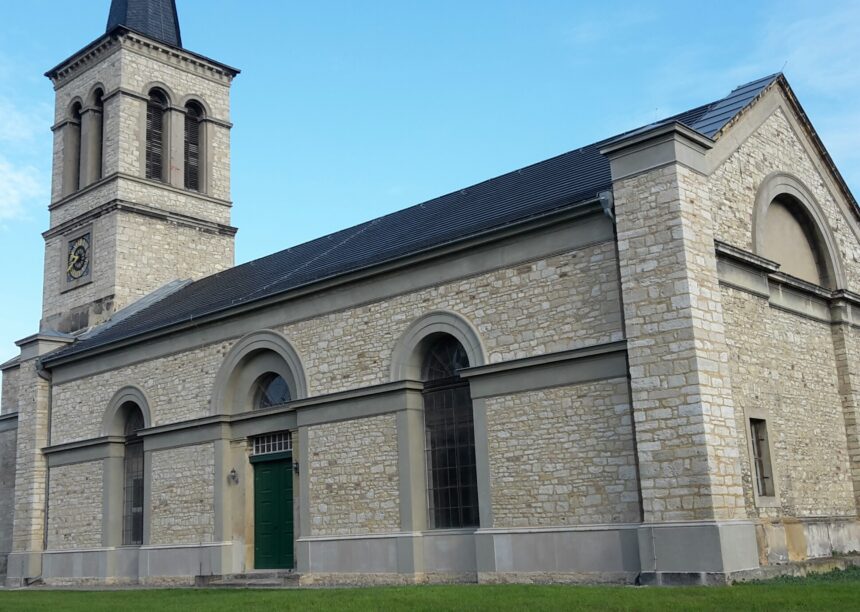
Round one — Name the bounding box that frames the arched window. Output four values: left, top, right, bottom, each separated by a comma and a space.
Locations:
762, 196, 830, 287
184, 101, 204, 191
122, 405, 145, 546
145, 89, 169, 181
422, 335, 479, 529
63, 101, 83, 195
253, 372, 292, 409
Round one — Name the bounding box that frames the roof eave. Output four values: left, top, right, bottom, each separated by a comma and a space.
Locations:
40, 197, 606, 368
45, 25, 240, 81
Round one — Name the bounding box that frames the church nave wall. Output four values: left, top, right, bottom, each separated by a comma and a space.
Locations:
721, 285, 856, 519
484, 378, 639, 528
149, 443, 216, 545
306, 414, 400, 536
46, 462, 103, 550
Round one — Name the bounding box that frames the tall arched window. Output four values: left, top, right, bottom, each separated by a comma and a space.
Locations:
184, 101, 204, 191
145, 89, 169, 181
422, 335, 479, 529
122, 406, 145, 546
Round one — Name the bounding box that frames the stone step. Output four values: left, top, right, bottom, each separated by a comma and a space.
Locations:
199, 571, 300, 588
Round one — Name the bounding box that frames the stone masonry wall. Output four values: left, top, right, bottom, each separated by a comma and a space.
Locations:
485, 378, 640, 527
722, 286, 856, 518
51, 240, 621, 444
1, 366, 18, 414
113, 211, 234, 309
149, 444, 215, 545
42, 213, 118, 328
615, 161, 746, 522
11, 359, 51, 554
832, 321, 860, 509
307, 414, 399, 536
52, 340, 234, 445
282, 240, 622, 396
709, 106, 860, 292
0, 425, 18, 577
46, 462, 103, 550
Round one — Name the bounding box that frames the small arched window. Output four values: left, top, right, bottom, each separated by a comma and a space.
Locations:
184, 101, 204, 191
253, 373, 292, 409
145, 89, 169, 181
422, 335, 479, 529
122, 405, 145, 546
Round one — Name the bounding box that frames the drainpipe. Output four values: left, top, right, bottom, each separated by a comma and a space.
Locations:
36, 358, 52, 562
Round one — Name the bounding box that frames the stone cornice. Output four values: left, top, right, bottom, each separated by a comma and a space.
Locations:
461, 339, 628, 399
46, 27, 239, 89
715, 240, 860, 326
43, 198, 238, 240
49, 172, 233, 211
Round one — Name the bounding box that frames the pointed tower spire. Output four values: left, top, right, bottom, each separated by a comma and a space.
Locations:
106, 0, 182, 48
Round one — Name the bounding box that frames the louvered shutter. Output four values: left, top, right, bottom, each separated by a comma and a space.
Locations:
184, 105, 201, 191
145, 98, 164, 180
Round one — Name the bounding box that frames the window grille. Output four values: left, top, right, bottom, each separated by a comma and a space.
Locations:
122, 408, 145, 546
253, 431, 292, 456
184, 103, 201, 191
422, 336, 479, 529
145, 91, 167, 181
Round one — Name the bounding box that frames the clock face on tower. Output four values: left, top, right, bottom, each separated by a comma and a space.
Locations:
67, 233, 91, 282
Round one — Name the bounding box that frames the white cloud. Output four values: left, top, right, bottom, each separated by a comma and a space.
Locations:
0, 156, 44, 223
0, 97, 47, 144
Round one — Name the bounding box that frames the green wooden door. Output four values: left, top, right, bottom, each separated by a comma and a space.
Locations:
252, 453, 294, 569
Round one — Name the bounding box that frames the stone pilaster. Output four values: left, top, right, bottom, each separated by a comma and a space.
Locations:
6, 333, 73, 586
603, 124, 755, 578
831, 295, 860, 512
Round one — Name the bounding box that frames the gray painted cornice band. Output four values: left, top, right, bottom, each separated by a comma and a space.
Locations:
44, 199, 237, 240
715, 240, 860, 326
42, 339, 630, 462
49, 172, 233, 212
461, 340, 628, 399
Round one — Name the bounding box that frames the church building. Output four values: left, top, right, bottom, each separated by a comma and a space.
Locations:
2, 0, 860, 586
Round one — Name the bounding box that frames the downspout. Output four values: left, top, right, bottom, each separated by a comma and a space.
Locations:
600, 189, 653, 582
36, 358, 52, 575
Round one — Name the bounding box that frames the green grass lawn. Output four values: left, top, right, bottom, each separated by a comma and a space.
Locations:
1, 567, 859, 611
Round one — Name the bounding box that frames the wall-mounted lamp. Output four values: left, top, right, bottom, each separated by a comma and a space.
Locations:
228, 468, 239, 484
293, 462, 300, 475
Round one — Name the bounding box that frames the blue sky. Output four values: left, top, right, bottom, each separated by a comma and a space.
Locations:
1, 0, 858, 370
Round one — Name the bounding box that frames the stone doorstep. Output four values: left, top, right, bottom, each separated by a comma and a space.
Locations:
197, 570, 300, 589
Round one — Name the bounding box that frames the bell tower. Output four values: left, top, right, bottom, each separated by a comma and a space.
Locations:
41, 0, 239, 333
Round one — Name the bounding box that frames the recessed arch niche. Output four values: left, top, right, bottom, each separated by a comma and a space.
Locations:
752, 172, 845, 289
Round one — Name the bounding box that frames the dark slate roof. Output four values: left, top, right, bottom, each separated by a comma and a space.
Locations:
107, 0, 182, 48
42, 74, 780, 364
